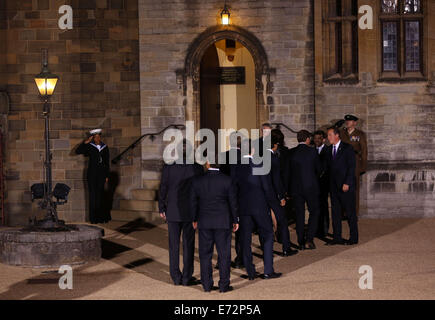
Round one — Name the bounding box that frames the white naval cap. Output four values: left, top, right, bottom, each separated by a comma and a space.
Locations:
89, 128, 102, 135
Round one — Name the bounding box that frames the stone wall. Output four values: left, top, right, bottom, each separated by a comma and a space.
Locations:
1, 0, 141, 225
138, 0, 315, 175
314, 0, 435, 218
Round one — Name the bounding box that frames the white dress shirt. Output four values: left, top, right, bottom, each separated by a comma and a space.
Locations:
317, 144, 325, 155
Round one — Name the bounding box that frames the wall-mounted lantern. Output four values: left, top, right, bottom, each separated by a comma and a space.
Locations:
221, 2, 230, 25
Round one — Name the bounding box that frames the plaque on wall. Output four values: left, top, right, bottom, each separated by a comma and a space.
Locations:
219, 67, 246, 85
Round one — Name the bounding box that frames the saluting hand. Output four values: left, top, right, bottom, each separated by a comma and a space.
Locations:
84, 136, 93, 144
233, 223, 239, 232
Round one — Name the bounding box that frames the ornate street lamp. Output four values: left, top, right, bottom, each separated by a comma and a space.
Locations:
31, 49, 69, 229
221, 1, 230, 25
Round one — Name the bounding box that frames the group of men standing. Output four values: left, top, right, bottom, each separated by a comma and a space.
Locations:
158, 114, 367, 293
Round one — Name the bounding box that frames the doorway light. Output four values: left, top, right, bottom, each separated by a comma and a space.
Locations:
221, 2, 230, 25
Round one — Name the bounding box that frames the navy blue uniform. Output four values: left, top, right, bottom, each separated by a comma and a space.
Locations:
76, 142, 110, 224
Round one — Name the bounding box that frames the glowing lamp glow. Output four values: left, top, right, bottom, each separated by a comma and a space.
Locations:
34, 66, 58, 97
221, 5, 230, 25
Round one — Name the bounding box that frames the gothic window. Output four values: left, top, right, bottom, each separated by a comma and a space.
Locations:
322, 0, 359, 83
380, 0, 424, 78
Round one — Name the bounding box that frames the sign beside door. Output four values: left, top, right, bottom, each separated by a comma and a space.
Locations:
219, 67, 246, 85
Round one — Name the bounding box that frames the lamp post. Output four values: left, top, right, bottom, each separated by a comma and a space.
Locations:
33, 49, 62, 229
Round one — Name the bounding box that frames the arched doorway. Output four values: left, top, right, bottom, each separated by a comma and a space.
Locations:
200, 44, 221, 138
181, 25, 273, 147
199, 39, 257, 151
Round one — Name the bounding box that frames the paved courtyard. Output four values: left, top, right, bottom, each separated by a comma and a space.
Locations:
0, 217, 434, 300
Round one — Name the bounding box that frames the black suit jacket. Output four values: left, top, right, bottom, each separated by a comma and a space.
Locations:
158, 162, 203, 222
317, 145, 330, 191
191, 170, 238, 229
288, 144, 322, 196
277, 145, 291, 196
234, 158, 276, 217
326, 141, 356, 191
268, 150, 285, 201
220, 148, 242, 179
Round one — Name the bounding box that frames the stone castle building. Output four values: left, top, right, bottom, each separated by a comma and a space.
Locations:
0, 0, 434, 225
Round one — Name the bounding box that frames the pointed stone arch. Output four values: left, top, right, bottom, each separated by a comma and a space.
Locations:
181, 25, 274, 131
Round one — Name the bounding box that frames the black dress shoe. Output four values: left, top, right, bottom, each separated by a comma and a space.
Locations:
344, 239, 358, 246
174, 280, 182, 286
204, 286, 219, 292
183, 277, 200, 286
316, 232, 326, 239
306, 241, 316, 250
246, 274, 258, 280
326, 239, 345, 246
298, 244, 306, 250
282, 249, 298, 257
263, 272, 282, 280
219, 286, 234, 293
231, 261, 244, 269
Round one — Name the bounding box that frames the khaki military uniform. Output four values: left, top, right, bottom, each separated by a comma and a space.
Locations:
340, 127, 367, 215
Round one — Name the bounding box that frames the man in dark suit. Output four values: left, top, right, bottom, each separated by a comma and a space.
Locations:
313, 130, 330, 238
235, 145, 282, 280
254, 123, 272, 158
288, 130, 322, 250
220, 132, 242, 177
220, 132, 244, 269
268, 129, 298, 256
326, 126, 359, 245
272, 128, 296, 224
191, 161, 239, 293
158, 141, 203, 286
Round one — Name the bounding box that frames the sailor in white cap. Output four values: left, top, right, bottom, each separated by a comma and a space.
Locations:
76, 128, 111, 224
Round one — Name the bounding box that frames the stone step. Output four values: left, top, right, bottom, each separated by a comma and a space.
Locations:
131, 189, 157, 201
142, 170, 161, 180
110, 210, 160, 223
143, 179, 160, 190
119, 199, 159, 212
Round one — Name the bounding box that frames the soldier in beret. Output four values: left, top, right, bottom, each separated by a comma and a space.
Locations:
339, 115, 367, 215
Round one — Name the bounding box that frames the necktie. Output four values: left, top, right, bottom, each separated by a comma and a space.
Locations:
333, 145, 337, 160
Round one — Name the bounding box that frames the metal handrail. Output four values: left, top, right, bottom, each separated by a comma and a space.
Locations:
271, 120, 344, 136
111, 124, 186, 164
270, 122, 300, 134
